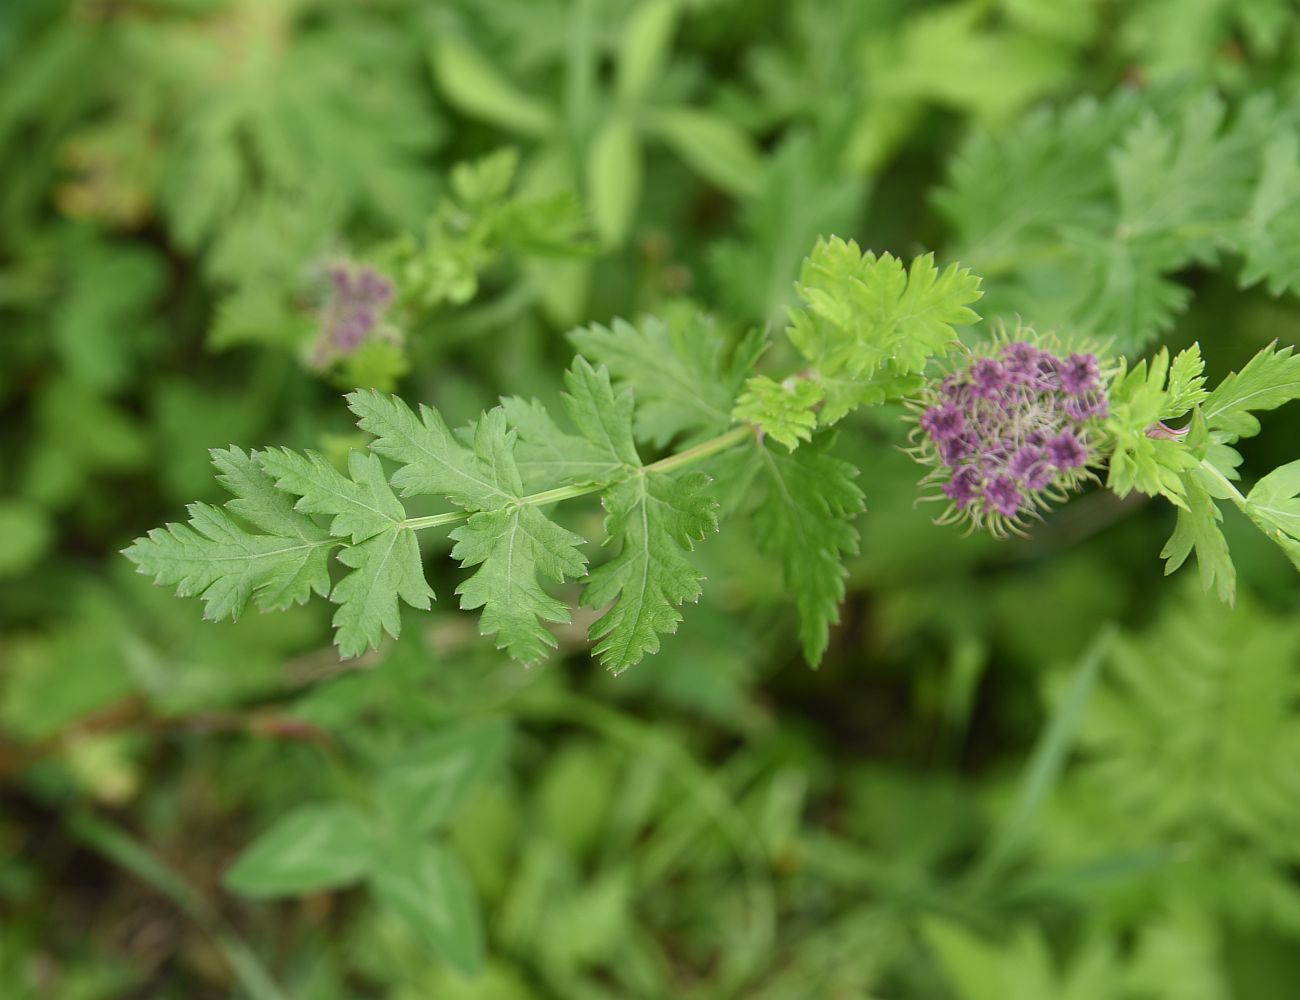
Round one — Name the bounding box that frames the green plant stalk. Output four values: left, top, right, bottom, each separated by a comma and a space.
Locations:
967, 625, 1116, 890
401, 423, 754, 532
1198, 457, 1249, 509
69, 813, 289, 1000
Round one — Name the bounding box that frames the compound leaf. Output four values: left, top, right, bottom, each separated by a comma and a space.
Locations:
1237, 131, 1300, 296
124, 447, 334, 621
258, 448, 405, 543
332, 526, 432, 658
733, 375, 822, 450
1202, 342, 1300, 442
451, 506, 587, 662
570, 312, 761, 447
583, 471, 718, 673
1244, 459, 1300, 571
347, 389, 512, 509
752, 435, 864, 665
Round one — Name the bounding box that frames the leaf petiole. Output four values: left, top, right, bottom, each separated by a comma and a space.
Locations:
401, 423, 755, 533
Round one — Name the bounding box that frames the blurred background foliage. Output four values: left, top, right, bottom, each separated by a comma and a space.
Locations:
3, 0, 1300, 997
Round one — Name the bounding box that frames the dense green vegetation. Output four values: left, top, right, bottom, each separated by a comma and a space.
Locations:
4, 1, 1300, 997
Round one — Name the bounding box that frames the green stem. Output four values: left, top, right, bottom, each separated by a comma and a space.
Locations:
401, 424, 755, 533
69, 813, 289, 1000
1199, 458, 1249, 510
645, 424, 754, 473
401, 509, 471, 531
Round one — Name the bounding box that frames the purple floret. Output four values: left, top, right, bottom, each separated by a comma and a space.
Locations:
1046, 431, 1087, 470
319, 263, 395, 355
1033, 354, 1061, 390
938, 434, 974, 466
1007, 444, 1050, 488
1059, 353, 1099, 396
328, 265, 352, 293
920, 403, 966, 442
1001, 342, 1044, 384
1001, 342, 1041, 365
943, 466, 981, 509
970, 358, 1010, 399
357, 269, 394, 303
983, 475, 1022, 518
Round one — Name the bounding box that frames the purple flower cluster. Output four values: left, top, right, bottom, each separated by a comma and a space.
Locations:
913, 339, 1107, 533
320, 263, 393, 353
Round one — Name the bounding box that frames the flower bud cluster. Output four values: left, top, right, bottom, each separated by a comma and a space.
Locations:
910, 336, 1108, 536
320, 263, 394, 354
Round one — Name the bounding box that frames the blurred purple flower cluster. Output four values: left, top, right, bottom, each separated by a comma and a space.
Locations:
913, 339, 1107, 533
320, 263, 393, 354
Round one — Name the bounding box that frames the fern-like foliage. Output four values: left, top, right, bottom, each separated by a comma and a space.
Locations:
128, 236, 1300, 668
1075, 589, 1300, 860
125, 447, 336, 623
939, 91, 1300, 351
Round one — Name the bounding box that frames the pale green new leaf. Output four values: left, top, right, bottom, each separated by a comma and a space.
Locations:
1201, 342, 1300, 442
1162, 343, 1208, 419
733, 375, 822, 450
787, 237, 982, 379
258, 448, 405, 543
449, 147, 519, 208
752, 435, 863, 665
816, 371, 924, 426
332, 526, 432, 658
1103, 350, 1200, 503
451, 506, 587, 662
583, 471, 718, 673
569, 311, 763, 446
347, 389, 512, 509
124, 447, 333, 621
1161, 473, 1236, 604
